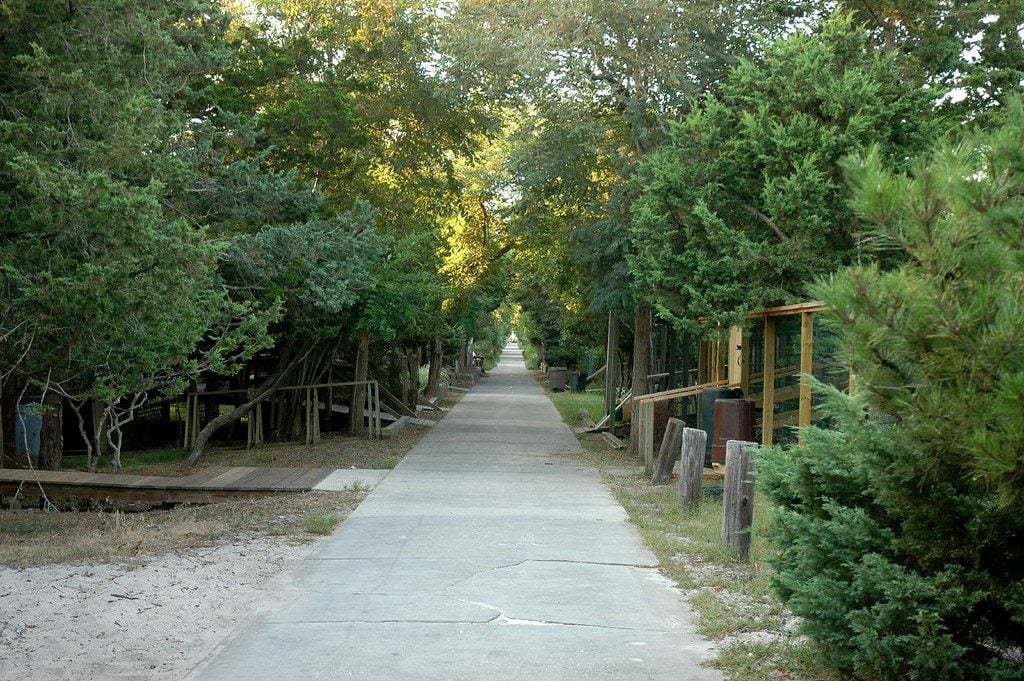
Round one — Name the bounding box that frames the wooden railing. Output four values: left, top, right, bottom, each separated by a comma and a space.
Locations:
184, 380, 382, 449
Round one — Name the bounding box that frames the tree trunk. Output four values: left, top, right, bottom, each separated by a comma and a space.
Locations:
0, 381, 10, 464
185, 347, 303, 466
426, 336, 442, 399
407, 347, 421, 411
38, 392, 63, 470
604, 312, 619, 422
92, 400, 108, 457
349, 334, 370, 435
629, 303, 653, 462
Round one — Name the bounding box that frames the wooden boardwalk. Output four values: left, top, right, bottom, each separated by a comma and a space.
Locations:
0, 466, 335, 504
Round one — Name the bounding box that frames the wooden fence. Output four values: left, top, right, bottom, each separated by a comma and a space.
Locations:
183, 380, 382, 449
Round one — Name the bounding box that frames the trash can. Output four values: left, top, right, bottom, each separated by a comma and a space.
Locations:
14, 397, 42, 462
699, 387, 743, 466
571, 371, 588, 393
548, 367, 568, 392
711, 398, 755, 465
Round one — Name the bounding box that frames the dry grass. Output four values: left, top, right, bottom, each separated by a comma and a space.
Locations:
0, 490, 365, 568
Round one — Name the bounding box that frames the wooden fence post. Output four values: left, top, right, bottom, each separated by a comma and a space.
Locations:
639, 401, 655, 475
311, 387, 321, 445
762, 317, 776, 446
304, 387, 312, 446
722, 440, 758, 561
652, 417, 684, 485
677, 427, 707, 508
798, 312, 814, 443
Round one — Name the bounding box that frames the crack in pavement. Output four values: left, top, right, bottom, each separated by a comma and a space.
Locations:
267, 617, 678, 633
437, 558, 672, 633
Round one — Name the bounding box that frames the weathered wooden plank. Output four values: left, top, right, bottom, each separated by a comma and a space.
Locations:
652, 418, 684, 486
226, 467, 285, 491
269, 468, 318, 490
174, 466, 232, 488
722, 440, 758, 561
194, 467, 260, 489
599, 431, 625, 449
632, 380, 730, 405
799, 311, 815, 443
639, 401, 655, 474
728, 325, 744, 388
762, 317, 776, 446
0, 466, 337, 502
116, 474, 175, 489
289, 468, 333, 490
747, 301, 827, 318
124, 475, 174, 489
81, 473, 148, 487
0, 469, 89, 483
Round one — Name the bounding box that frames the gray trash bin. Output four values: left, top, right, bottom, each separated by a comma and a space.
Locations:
547, 367, 568, 392
15, 397, 42, 462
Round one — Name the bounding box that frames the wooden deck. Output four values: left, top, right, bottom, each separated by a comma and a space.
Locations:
0, 466, 335, 504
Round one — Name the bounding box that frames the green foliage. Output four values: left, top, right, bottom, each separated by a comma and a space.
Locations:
417, 364, 450, 394
0, 0, 270, 402
846, 0, 1024, 119
760, 103, 1024, 679
302, 510, 340, 535
631, 11, 941, 332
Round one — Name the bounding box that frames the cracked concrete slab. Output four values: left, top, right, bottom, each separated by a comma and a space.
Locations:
186, 344, 722, 681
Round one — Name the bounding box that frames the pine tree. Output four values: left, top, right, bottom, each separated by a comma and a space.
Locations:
760, 101, 1024, 679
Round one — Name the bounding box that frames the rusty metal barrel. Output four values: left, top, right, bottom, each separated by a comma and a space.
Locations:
711, 398, 755, 465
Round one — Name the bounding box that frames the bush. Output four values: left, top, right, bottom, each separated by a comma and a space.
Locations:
416, 364, 451, 393
760, 104, 1024, 679
544, 345, 583, 370
522, 343, 540, 370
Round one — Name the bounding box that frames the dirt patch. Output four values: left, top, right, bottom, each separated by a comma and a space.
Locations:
0, 536, 318, 680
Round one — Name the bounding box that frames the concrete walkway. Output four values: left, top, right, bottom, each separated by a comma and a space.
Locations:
188, 344, 721, 680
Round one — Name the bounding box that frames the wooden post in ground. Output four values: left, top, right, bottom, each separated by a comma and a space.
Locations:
722, 440, 758, 561
636, 401, 656, 476
311, 387, 321, 444
304, 387, 312, 445
727, 325, 743, 389
677, 427, 707, 508
798, 312, 815, 443
762, 318, 776, 446
252, 401, 264, 447
652, 417, 684, 485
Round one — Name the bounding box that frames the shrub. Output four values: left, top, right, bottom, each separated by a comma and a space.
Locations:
760, 103, 1024, 679
416, 364, 451, 393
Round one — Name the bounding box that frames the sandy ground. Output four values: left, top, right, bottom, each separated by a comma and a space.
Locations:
0, 535, 318, 680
